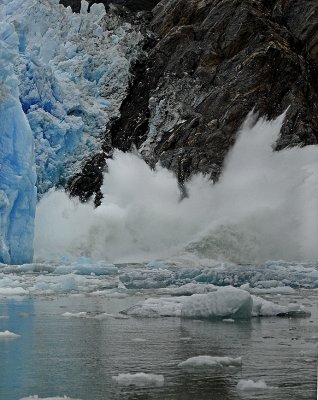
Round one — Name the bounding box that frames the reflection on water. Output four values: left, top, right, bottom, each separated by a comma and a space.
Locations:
0, 291, 317, 400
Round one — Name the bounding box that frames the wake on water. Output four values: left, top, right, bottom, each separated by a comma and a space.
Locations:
34, 113, 318, 264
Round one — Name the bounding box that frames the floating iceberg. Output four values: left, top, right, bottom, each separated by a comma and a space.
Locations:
112, 373, 164, 387
123, 286, 310, 319
20, 397, 82, 400
236, 379, 272, 391
178, 355, 242, 369
0, 330, 20, 339
181, 286, 253, 319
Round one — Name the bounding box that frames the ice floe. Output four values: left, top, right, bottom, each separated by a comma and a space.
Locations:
236, 379, 272, 391
62, 311, 128, 320
20, 397, 82, 400
178, 356, 242, 368
112, 373, 164, 387
124, 286, 309, 319
0, 330, 20, 339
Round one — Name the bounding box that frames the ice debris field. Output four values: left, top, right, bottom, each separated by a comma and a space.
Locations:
0, 258, 316, 319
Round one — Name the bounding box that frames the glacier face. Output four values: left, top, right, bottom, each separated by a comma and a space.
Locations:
1, 0, 142, 195
0, 0, 142, 264
0, 22, 37, 264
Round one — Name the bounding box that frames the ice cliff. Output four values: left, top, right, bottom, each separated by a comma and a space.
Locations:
0, 22, 36, 264
0, 0, 143, 263
1, 0, 142, 196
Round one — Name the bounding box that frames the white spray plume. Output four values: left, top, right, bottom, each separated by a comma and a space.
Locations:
34, 113, 318, 264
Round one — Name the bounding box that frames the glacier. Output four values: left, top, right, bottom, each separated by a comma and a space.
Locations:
0, 0, 142, 264
1, 0, 142, 195
0, 22, 37, 264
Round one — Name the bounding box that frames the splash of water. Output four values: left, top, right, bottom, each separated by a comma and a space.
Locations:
34, 113, 318, 264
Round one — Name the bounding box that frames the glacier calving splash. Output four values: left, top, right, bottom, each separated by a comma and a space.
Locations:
1, 0, 142, 195
0, 22, 36, 264
35, 114, 318, 264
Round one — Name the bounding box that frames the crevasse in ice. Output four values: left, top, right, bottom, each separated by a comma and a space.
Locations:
0, 22, 37, 264
1, 0, 142, 195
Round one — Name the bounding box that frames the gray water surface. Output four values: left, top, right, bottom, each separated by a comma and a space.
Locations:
0, 290, 317, 400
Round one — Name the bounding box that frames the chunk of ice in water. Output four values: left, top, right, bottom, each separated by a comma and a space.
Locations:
112, 373, 164, 387
178, 355, 242, 368
0, 330, 20, 339
237, 379, 272, 391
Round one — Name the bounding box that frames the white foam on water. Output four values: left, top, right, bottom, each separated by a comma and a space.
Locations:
34, 113, 318, 264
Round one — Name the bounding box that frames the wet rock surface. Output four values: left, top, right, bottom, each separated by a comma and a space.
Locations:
66, 0, 318, 203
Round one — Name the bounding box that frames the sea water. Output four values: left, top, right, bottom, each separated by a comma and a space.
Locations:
0, 272, 317, 400
0, 261, 317, 400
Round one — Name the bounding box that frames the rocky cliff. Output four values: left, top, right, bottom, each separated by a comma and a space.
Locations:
64, 0, 318, 204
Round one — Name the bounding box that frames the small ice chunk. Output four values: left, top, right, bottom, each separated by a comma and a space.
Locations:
20, 397, 82, 400
62, 312, 87, 318
112, 373, 164, 387
32, 276, 78, 293
252, 295, 287, 316
92, 313, 129, 320
241, 282, 294, 294
0, 330, 20, 339
0, 287, 28, 296
252, 296, 311, 317
118, 281, 126, 289
178, 355, 242, 368
237, 379, 272, 391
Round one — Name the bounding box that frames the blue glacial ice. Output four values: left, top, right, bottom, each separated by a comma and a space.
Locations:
0, 0, 142, 264
0, 22, 37, 264
1, 0, 142, 195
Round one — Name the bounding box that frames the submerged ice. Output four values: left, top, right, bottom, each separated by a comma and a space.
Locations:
35, 114, 318, 264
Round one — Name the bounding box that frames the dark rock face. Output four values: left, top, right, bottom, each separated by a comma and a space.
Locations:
68, 0, 318, 203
